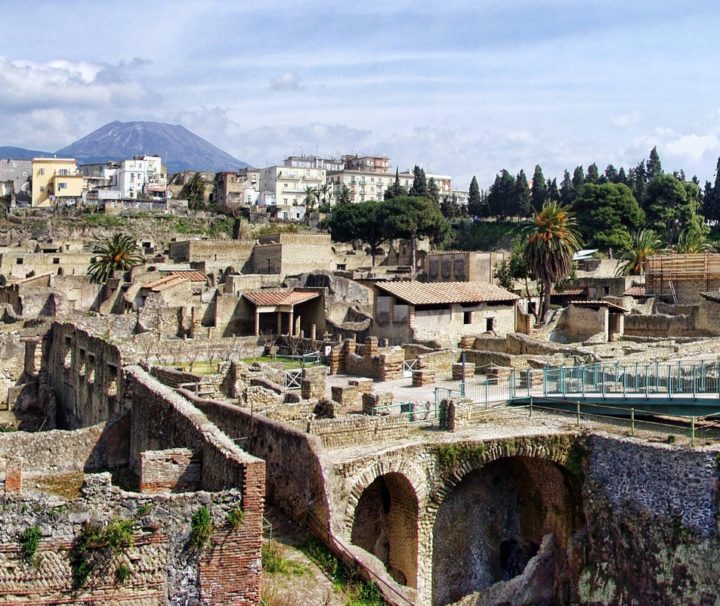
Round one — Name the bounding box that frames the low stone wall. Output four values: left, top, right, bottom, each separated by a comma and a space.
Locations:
306, 415, 411, 448
624, 312, 700, 337
149, 366, 204, 388
416, 349, 457, 376
472, 333, 598, 360
0, 413, 129, 475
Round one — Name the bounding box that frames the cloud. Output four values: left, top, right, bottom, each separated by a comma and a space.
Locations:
269, 72, 305, 91
0, 56, 153, 113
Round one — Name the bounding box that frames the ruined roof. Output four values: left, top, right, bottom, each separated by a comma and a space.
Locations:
570, 300, 629, 313
550, 287, 586, 296
167, 270, 207, 282
143, 274, 190, 292
623, 285, 646, 297
375, 281, 518, 305
242, 288, 320, 307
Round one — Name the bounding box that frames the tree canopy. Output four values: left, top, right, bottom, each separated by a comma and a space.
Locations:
572, 182, 644, 252
87, 233, 145, 284
327, 200, 387, 265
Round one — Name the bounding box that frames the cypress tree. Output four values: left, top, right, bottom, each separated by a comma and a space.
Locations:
409, 165, 428, 197
468, 176, 484, 218
428, 177, 440, 203
647, 146, 663, 181
530, 165, 548, 211
586, 163, 600, 183
515, 170, 532, 217
559, 170, 574, 206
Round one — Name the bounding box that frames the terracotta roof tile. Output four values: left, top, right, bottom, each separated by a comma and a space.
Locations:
143, 274, 190, 292
375, 281, 518, 305
242, 289, 320, 307
623, 285, 646, 297
168, 271, 207, 282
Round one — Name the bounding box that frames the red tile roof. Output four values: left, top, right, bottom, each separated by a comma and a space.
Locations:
623, 285, 646, 297
143, 274, 190, 292
167, 270, 207, 283
551, 287, 586, 296
375, 281, 518, 305
242, 289, 320, 307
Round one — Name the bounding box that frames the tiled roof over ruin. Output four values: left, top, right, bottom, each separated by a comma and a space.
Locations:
143, 274, 191, 292
623, 285, 646, 297
242, 288, 320, 306
375, 281, 519, 305
167, 270, 207, 282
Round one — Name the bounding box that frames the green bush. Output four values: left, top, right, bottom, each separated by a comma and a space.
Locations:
189, 506, 214, 549
226, 506, 245, 528
70, 519, 135, 589
20, 526, 41, 563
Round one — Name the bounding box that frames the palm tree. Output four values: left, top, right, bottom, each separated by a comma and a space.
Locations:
524, 202, 583, 323
338, 185, 352, 205
672, 226, 714, 254
317, 183, 333, 207
303, 186, 317, 210
87, 233, 145, 284
616, 229, 663, 276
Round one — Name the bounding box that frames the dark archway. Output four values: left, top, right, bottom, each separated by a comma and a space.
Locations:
431, 456, 582, 606
351, 472, 419, 587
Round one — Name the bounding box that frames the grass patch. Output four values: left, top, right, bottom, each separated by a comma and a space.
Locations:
0, 424, 16, 432
189, 506, 214, 549
34, 471, 85, 499
301, 538, 385, 605
262, 539, 309, 576
115, 563, 131, 584
136, 503, 153, 517
80, 214, 129, 228
434, 442, 486, 472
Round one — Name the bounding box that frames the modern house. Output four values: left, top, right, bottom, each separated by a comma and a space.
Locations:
31, 158, 84, 207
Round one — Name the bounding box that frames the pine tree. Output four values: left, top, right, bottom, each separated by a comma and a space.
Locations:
572, 166, 585, 193
604, 164, 619, 183
515, 170, 532, 217
467, 176, 485, 218
384, 168, 407, 200
586, 163, 600, 184
647, 146, 663, 181
617, 167, 628, 184
428, 177, 440, 203
547, 178, 559, 202
409, 165, 428, 197
559, 170, 574, 206
530, 165, 548, 211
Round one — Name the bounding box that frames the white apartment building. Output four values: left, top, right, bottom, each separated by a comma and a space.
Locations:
115, 156, 168, 199
326, 170, 403, 204
284, 155, 344, 171
259, 165, 326, 219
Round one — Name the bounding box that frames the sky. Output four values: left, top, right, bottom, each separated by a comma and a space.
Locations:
2, 0, 720, 189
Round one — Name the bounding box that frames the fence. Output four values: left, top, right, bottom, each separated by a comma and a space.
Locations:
542, 360, 720, 398
370, 400, 440, 426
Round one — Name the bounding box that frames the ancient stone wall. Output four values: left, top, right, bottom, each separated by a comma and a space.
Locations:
181, 392, 330, 527
416, 350, 457, 377
43, 322, 127, 429
0, 414, 129, 475
555, 305, 608, 342
306, 415, 411, 448
578, 434, 720, 605
624, 310, 700, 337
0, 473, 260, 605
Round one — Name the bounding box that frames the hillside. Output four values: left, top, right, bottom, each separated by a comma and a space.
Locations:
0, 146, 52, 160
56, 120, 249, 173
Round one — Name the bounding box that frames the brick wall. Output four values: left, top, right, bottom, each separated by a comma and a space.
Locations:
139, 448, 201, 493
306, 415, 411, 448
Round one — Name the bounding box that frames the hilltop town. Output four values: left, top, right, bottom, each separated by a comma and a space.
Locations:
1, 143, 720, 606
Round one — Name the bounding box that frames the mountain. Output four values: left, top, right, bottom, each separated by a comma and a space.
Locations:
56, 121, 249, 173
0, 146, 52, 160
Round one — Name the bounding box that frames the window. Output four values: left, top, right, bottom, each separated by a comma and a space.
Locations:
39, 186, 45, 192
38, 168, 45, 176
15, 258, 22, 265
58, 182, 67, 190
53, 257, 60, 264
604, 286, 610, 295
464, 311, 472, 325
58, 169, 68, 176
486, 317, 495, 331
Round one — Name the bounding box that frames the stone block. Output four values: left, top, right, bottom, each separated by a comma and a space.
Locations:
331, 385, 359, 410
452, 362, 476, 381
412, 369, 436, 387
349, 378, 374, 393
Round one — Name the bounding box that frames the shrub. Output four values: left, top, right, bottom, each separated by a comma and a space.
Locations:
20, 526, 41, 563
70, 519, 135, 589
189, 506, 214, 549
226, 506, 245, 528
115, 563, 131, 584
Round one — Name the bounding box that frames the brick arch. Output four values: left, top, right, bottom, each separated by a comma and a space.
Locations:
428, 435, 583, 606
428, 435, 577, 508
344, 459, 427, 535
349, 471, 420, 588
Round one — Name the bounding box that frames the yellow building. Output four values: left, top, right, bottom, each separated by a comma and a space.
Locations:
31, 158, 84, 207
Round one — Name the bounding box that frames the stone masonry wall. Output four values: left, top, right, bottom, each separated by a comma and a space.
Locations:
306, 415, 411, 448
0, 473, 257, 605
